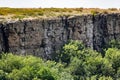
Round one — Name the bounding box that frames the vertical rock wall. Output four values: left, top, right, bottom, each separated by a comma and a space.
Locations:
0, 24, 3, 53
0, 14, 120, 59
93, 14, 120, 52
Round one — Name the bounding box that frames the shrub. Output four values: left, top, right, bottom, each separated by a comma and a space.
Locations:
0, 54, 73, 80
105, 48, 120, 73
102, 10, 108, 14
108, 40, 120, 49
59, 40, 85, 64
91, 10, 99, 15
59, 40, 120, 79
0, 40, 120, 80
108, 8, 118, 11
0, 70, 6, 80
98, 76, 113, 80
85, 56, 114, 77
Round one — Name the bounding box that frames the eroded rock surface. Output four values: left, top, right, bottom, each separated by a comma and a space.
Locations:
0, 14, 120, 59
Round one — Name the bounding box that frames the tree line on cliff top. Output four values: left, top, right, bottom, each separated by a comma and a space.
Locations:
0, 40, 120, 80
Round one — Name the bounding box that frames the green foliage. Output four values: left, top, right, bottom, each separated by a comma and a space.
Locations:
59, 40, 120, 80
85, 56, 114, 77
98, 76, 113, 80
0, 54, 73, 80
108, 40, 120, 49
0, 40, 120, 80
59, 40, 85, 63
0, 70, 6, 79
105, 48, 120, 74
37, 67, 55, 80
59, 40, 99, 64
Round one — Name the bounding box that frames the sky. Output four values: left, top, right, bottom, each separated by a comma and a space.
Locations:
0, 0, 120, 8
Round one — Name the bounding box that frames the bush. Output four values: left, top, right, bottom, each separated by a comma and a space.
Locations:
59, 40, 120, 79
85, 56, 114, 77
0, 54, 73, 80
0, 40, 120, 80
108, 40, 120, 49
105, 48, 120, 74
59, 40, 85, 64
91, 10, 99, 15
98, 76, 113, 80
108, 8, 118, 11
0, 70, 6, 80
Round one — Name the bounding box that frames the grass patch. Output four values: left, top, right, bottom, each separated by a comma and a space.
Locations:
0, 7, 119, 20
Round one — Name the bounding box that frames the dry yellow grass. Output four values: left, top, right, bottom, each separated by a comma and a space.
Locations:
0, 7, 120, 21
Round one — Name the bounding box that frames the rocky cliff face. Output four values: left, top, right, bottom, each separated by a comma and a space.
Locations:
0, 13, 120, 59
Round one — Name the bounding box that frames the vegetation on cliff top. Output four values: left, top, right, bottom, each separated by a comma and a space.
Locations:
0, 7, 120, 21
0, 40, 120, 80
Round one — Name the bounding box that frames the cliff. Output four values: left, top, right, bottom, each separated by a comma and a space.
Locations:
0, 13, 120, 59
